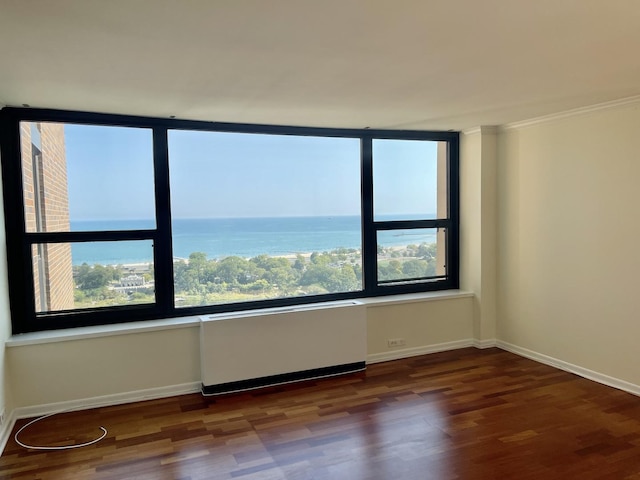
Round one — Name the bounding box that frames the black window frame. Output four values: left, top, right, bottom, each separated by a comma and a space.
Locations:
0, 107, 459, 333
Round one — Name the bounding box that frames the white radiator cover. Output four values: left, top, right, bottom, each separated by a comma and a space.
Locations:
200, 300, 366, 394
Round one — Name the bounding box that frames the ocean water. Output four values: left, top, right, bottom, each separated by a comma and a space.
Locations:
69, 216, 437, 265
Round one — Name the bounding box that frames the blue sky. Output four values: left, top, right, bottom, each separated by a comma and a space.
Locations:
372, 139, 438, 220
65, 124, 155, 223
63, 124, 439, 222
168, 131, 361, 219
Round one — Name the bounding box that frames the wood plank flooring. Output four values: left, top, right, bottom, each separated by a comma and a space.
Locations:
2, 348, 640, 479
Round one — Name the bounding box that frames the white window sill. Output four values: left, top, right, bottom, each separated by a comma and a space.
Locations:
6, 290, 472, 347
358, 290, 473, 306
6, 316, 201, 347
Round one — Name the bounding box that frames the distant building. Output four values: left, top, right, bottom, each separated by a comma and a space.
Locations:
119, 274, 144, 288
113, 274, 152, 293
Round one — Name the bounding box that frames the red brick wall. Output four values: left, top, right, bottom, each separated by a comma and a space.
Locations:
21, 122, 75, 312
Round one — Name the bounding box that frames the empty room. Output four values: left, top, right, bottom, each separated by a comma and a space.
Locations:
0, 1, 639, 478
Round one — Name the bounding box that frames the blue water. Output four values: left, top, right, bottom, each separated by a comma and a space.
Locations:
69, 216, 437, 265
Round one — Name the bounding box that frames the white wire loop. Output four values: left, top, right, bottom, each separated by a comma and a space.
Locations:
14, 411, 107, 451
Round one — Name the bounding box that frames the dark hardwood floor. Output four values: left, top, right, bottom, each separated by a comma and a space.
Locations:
1, 348, 640, 479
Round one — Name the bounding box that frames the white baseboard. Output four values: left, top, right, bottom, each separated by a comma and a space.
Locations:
8, 340, 636, 456
367, 339, 477, 364
0, 409, 15, 458
0, 381, 201, 455
474, 338, 497, 349
496, 341, 640, 397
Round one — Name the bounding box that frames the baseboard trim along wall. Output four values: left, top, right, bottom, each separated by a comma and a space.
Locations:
496, 341, 640, 398
0, 381, 201, 455
0, 409, 15, 458
3, 341, 485, 453
4, 341, 640, 456
367, 339, 479, 364
473, 339, 498, 349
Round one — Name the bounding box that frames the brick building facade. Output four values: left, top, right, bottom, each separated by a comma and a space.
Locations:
20, 122, 75, 312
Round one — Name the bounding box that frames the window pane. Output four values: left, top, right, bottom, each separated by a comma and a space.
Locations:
168, 130, 362, 307
373, 139, 447, 221
20, 122, 155, 232
32, 240, 155, 313
377, 228, 446, 284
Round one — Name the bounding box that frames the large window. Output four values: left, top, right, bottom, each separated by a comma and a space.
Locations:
0, 108, 459, 333
168, 130, 362, 307
372, 139, 450, 286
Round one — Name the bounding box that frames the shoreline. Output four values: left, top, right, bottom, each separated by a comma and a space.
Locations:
73, 242, 435, 270
72, 251, 339, 272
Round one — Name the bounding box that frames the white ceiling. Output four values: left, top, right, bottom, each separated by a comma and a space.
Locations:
1, 0, 639, 131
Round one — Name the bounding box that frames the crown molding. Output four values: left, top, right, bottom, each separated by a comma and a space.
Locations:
501, 95, 640, 131
462, 125, 498, 136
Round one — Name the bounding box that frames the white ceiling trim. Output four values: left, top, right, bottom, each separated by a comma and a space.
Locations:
461, 126, 498, 136
501, 95, 640, 131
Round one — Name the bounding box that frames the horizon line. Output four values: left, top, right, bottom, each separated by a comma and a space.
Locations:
69, 213, 436, 222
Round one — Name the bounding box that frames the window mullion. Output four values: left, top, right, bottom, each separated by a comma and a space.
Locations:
446, 137, 460, 289
152, 127, 175, 313
361, 136, 377, 293
25, 230, 157, 243
374, 219, 450, 231
1, 112, 33, 331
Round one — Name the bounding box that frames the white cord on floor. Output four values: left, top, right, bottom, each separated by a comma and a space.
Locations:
14, 411, 107, 451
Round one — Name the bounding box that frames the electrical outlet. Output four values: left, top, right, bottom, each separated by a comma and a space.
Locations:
387, 338, 406, 348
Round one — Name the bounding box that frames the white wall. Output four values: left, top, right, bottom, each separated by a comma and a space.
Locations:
8, 327, 201, 408
460, 127, 498, 344
6, 296, 474, 409
497, 101, 640, 386
0, 146, 13, 419
367, 296, 473, 357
